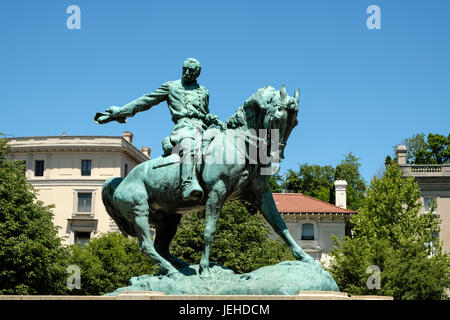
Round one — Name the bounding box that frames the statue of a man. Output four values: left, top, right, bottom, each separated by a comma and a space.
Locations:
95, 58, 222, 201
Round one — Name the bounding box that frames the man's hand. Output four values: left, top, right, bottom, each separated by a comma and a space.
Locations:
105, 106, 121, 117
206, 113, 225, 130
94, 106, 127, 124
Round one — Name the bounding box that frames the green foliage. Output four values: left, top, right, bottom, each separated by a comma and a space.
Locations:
269, 174, 284, 193
401, 132, 450, 164
284, 152, 366, 210
384, 155, 394, 167
329, 163, 450, 300
334, 153, 366, 210
170, 201, 293, 274
0, 135, 70, 295
68, 232, 158, 295
286, 164, 335, 202
329, 236, 394, 296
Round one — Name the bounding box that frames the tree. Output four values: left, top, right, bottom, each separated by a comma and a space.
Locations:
427, 133, 450, 164
269, 173, 284, 193
401, 132, 429, 164
285, 164, 335, 202
170, 201, 294, 274
68, 232, 158, 295
401, 132, 450, 164
329, 163, 450, 300
0, 135, 70, 294
333, 153, 366, 210
284, 153, 366, 210
384, 155, 393, 167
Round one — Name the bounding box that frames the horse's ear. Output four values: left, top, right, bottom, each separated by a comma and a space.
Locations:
294, 88, 300, 105
280, 85, 287, 101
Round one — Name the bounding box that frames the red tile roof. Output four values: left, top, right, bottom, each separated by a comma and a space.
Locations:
272, 193, 357, 214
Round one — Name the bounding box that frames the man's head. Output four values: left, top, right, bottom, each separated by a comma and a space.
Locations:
182, 58, 201, 83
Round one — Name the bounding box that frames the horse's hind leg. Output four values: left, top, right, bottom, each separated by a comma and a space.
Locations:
199, 181, 227, 277
132, 204, 181, 278
154, 214, 190, 270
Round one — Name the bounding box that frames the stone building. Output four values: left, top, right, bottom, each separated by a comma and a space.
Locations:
396, 145, 450, 253
6, 132, 150, 245
272, 180, 357, 265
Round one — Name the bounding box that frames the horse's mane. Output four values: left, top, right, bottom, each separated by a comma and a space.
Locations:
226, 86, 279, 130
225, 106, 247, 129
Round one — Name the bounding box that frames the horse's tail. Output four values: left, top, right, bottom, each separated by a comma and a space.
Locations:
102, 177, 137, 237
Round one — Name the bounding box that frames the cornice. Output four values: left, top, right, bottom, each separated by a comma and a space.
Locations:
7, 136, 150, 163
29, 179, 107, 187
414, 176, 450, 184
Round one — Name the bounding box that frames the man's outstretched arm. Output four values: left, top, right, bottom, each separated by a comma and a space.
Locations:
103, 82, 170, 121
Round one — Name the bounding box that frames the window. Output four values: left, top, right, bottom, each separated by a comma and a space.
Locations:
75, 232, 90, 246
423, 197, 436, 213
426, 232, 439, 256
301, 223, 315, 240
124, 163, 129, 177
81, 160, 92, 176
35, 160, 44, 176
77, 193, 92, 212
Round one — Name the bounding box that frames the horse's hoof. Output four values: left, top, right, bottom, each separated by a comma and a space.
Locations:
168, 255, 190, 270
167, 270, 184, 281
198, 267, 212, 280
199, 272, 212, 281
300, 255, 314, 263
294, 251, 314, 263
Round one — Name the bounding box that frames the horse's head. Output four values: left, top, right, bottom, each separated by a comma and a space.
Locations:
225, 85, 300, 164
262, 85, 300, 161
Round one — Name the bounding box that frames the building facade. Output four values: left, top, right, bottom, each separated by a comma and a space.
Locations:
397, 145, 450, 253
272, 180, 356, 265
6, 132, 150, 245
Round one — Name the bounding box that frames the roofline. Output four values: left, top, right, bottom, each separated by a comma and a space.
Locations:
5, 134, 125, 139
272, 192, 358, 214
279, 212, 354, 215
6, 135, 150, 163
5, 135, 124, 140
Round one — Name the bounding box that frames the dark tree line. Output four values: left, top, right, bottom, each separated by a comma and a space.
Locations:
270, 152, 366, 211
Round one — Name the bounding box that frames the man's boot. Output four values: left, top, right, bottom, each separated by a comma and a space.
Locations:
181, 159, 203, 201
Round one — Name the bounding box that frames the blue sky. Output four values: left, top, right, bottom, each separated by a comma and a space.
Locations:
1, 0, 449, 183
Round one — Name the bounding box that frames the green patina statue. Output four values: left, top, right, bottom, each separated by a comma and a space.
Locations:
95, 58, 223, 202
95, 58, 339, 294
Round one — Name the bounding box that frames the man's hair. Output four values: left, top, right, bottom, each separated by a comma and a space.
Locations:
183, 58, 201, 74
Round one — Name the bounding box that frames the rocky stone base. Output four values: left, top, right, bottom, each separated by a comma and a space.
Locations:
0, 291, 393, 300
105, 259, 340, 296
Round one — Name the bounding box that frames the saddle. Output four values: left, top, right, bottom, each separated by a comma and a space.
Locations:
153, 124, 223, 171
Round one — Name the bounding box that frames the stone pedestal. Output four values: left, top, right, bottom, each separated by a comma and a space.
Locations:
0, 291, 393, 300
105, 260, 340, 296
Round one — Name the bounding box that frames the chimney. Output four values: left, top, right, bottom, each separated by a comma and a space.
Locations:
396, 145, 407, 165
141, 146, 151, 159
334, 180, 348, 209
122, 131, 134, 144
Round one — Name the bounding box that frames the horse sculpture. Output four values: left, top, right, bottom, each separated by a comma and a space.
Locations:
102, 85, 314, 279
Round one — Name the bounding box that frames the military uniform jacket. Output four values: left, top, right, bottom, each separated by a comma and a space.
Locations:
119, 79, 210, 124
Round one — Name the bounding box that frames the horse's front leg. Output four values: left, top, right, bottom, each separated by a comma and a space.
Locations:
199, 181, 227, 277
253, 190, 314, 263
